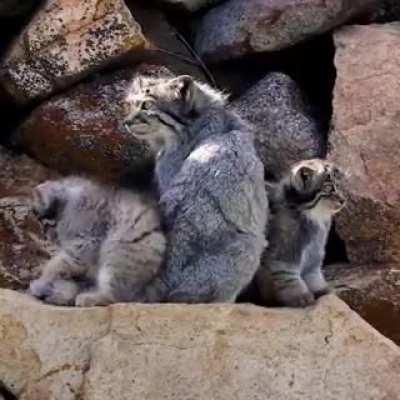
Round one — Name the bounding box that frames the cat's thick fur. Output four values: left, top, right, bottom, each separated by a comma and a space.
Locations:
29, 177, 166, 307
257, 159, 346, 307
124, 75, 268, 303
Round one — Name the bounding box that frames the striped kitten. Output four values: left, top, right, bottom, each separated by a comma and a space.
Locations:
29, 176, 166, 307
257, 159, 346, 307
124, 75, 268, 303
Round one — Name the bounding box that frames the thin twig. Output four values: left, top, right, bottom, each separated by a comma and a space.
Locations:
175, 32, 217, 88
152, 47, 200, 67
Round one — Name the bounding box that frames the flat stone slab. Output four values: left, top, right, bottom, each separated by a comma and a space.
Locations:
0, 291, 399, 400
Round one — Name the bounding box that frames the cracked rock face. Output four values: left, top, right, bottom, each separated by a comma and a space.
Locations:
0, 0, 148, 104
0, 147, 57, 290
329, 23, 400, 265
14, 67, 156, 180
232, 72, 324, 179
0, 292, 399, 399
194, 0, 376, 63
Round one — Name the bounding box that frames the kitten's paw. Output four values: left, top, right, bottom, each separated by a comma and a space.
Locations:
75, 292, 110, 307
279, 291, 316, 308
29, 279, 52, 299
313, 286, 332, 298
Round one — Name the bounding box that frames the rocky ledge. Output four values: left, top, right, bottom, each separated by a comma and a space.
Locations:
0, 291, 399, 400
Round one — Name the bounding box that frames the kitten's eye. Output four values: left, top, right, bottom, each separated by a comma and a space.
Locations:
141, 101, 152, 111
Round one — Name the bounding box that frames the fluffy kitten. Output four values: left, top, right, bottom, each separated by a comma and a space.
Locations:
257, 159, 346, 307
29, 176, 166, 307
124, 74, 268, 303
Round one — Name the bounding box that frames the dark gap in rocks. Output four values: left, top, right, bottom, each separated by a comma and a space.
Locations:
324, 223, 349, 265
0, 381, 16, 400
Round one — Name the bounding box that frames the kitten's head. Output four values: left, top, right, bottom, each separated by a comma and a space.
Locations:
123, 75, 226, 154
284, 159, 346, 215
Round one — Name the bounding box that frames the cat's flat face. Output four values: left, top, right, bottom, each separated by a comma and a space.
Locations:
286, 159, 346, 214
123, 75, 226, 155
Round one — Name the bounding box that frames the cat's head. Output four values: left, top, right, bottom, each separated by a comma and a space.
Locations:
123, 75, 226, 154
284, 159, 346, 215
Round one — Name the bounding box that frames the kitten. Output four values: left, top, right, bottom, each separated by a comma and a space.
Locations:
124, 74, 268, 303
257, 159, 346, 307
29, 176, 166, 307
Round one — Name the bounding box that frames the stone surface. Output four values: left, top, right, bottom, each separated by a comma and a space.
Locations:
194, 0, 376, 63
0, 0, 148, 104
157, 0, 223, 12
329, 23, 400, 264
232, 72, 323, 179
0, 147, 57, 290
0, 291, 399, 400
326, 263, 400, 346
14, 67, 157, 180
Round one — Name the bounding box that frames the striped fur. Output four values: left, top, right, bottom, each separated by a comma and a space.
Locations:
29, 177, 166, 306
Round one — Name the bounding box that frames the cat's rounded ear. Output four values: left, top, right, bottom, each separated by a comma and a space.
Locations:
293, 166, 314, 191
171, 75, 195, 103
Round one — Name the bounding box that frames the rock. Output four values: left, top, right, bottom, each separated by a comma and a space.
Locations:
194, 0, 376, 63
14, 67, 158, 180
0, 291, 399, 400
0, 0, 208, 105
156, 0, 223, 12
326, 263, 400, 346
0, 147, 57, 290
0, 0, 35, 17
329, 23, 400, 265
232, 72, 324, 179
0, 0, 148, 105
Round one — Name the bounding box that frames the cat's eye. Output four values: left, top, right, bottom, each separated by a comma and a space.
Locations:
141, 101, 151, 111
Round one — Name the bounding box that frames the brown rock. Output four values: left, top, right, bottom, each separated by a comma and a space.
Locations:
0, 0, 148, 104
329, 23, 400, 264
14, 68, 156, 180
194, 0, 376, 63
232, 72, 324, 178
326, 263, 400, 346
0, 0, 208, 105
0, 147, 57, 290
0, 291, 399, 400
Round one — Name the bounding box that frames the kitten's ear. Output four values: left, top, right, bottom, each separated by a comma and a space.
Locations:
171, 75, 197, 106
294, 166, 314, 191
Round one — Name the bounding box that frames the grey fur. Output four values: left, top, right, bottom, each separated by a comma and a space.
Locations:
257, 159, 346, 307
29, 176, 166, 307
124, 75, 268, 303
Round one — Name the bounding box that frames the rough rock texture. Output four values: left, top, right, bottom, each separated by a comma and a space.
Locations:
0, 291, 399, 400
326, 263, 400, 346
195, 0, 376, 63
157, 0, 223, 12
232, 72, 323, 179
14, 68, 157, 180
329, 24, 400, 264
0, 147, 57, 290
0, 0, 148, 104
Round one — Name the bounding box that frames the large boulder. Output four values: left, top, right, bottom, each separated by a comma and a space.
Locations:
0, 0, 147, 105
194, 0, 376, 63
329, 23, 400, 265
232, 72, 324, 179
13, 67, 159, 180
0, 291, 399, 400
0, 147, 57, 290
0, 0, 208, 105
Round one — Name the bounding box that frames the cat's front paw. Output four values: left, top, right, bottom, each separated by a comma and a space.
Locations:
313, 286, 333, 299
277, 289, 316, 308
75, 292, 110, 307
29, 278, 77, 306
